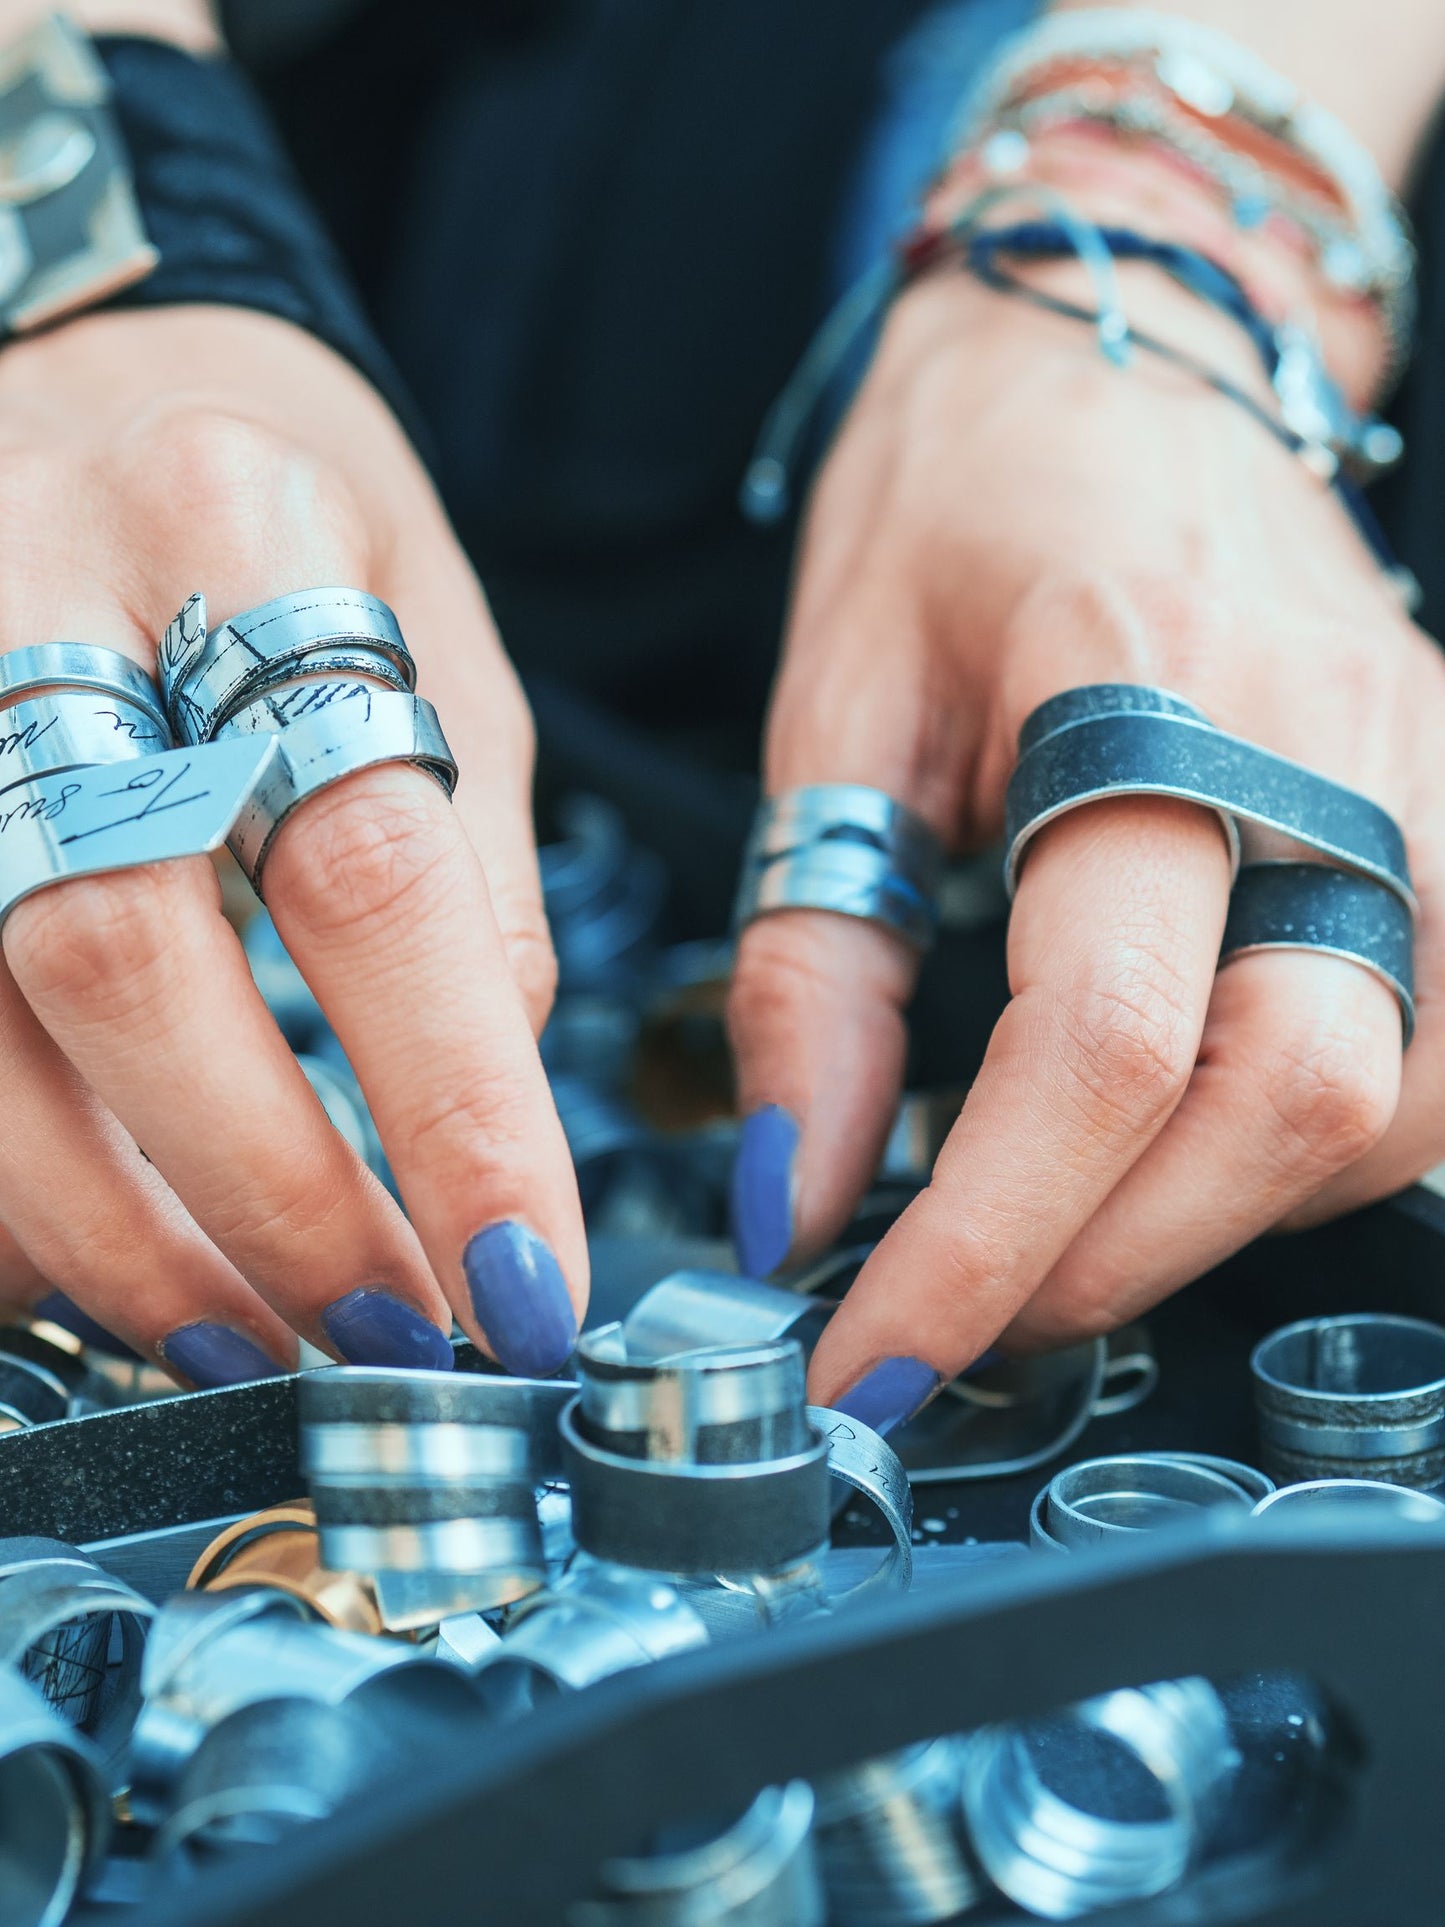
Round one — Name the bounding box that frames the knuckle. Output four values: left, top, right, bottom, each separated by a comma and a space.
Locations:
116, 405, 370, 566
5, 863, 197, 1018
278, 772, 453, 943
502, 923, 558, 1032
1256, 1020, 1397, 1176
1052, 958, 1198, 1136
396, 1067, 537, 1175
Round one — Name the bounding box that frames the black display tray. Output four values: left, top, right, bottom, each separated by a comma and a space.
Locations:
41, 1183, 1445, 1925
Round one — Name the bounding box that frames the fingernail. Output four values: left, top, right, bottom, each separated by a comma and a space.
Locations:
462, 1222, 578, 1377
833, 1357, 942, 1437
730, 1104, 799, 1277
160, 1323, 285, 1390
33, 1292, 138, 1360
321, 1289, 455, 1372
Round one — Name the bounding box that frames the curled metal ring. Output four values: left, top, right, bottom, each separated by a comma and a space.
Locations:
0, 642, 168, 730
1005, 684, 1414, 911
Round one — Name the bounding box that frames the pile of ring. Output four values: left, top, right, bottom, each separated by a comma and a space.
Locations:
156, 588, 458, 891
733, 684, 1416, 1042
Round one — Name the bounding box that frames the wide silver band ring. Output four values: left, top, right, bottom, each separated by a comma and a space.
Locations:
162, 589, 416, 746
807, 1405, 914, 1596
0, 643, 169, 731
1005, 684, 1414, 911
734, 783, 945, 951
0, 690, 169, 797
223, 688, 458, 889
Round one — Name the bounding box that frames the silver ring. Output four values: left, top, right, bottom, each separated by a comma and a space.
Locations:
0, 689, 169, 797
1005, 684, 1415, 912
161, 589, 416, 745
221, 688, 457, 891
734, 783, 944, 951
807, 1406, 914, 1594
0, 739, 279, 933
0, 642, 168, 730
1221, 860, 1415, 1044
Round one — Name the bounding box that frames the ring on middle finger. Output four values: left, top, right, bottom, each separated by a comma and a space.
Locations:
1005, 682, 1418, 1041
160, 588, 416, 746
158, 590, 458, 894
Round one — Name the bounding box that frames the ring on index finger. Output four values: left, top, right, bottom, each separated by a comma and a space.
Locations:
1005, 684, 1417, 1042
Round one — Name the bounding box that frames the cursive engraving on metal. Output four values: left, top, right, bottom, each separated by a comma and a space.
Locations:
0, 737, 278, 931
807, 1407, 914, 1595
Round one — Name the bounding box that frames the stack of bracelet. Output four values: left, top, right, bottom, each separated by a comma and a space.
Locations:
742, 9, 1416, 603
0, 644, 171, 799
158, 589, 458, 893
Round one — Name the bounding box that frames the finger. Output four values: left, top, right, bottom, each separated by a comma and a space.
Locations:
0, 959, 296, 1381
1002, 949, 1401, 1351
726, 543, 972, 1276
806, 794, 1231, 1426
264, 749, 587, 1381
382, 541, 557, 1037
1274, 848, 1445, 1226
4, 853, 456, 1368
0, 1226, 53, 1316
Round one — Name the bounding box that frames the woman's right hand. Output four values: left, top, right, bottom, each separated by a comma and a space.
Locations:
0, 301, 587, 1385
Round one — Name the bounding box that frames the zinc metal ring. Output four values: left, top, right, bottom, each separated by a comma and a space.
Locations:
1031, 1453, 1262, 1552
807, 1406, 914, 1595
0, 642, 168, 731
1004, 683, 1415, 913
162, 589, 415, 746
734, 782, 944, 952
219, 688, 457, 891
1221, 861, 1416, 1043
0, 689, 170, 798
201, 651, 415, 738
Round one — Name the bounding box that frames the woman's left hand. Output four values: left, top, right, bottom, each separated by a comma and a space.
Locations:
727, 257, 1445, 1427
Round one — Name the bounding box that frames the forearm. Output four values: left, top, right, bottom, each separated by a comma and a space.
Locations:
0, 0, 219, 51
1052, 0, 1445, 189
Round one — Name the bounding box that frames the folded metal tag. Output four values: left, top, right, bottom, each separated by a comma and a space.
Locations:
0, 736, 278, 928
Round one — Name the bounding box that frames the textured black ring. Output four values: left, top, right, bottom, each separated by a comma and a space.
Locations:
1005, 685, 1415, 913
1221, 862, 1416, 1044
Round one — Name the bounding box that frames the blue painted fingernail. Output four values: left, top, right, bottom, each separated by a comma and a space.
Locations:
834, 1357, 942, 1437
160, 1323, 284, 1389
33, 1292, 138, 1360
730, 1105, 799, 1277
321, 1289, 455, 1372
462, 1222, 577, 1378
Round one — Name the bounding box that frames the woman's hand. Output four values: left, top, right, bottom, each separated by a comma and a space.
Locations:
0, 304, 586, 1383
727, 260, 1445, 1430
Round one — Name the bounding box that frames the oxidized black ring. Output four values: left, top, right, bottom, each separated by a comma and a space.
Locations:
1221, 862, 1415, 1043
1006, 685, 1417, 1045
1005, 684, 1414, 912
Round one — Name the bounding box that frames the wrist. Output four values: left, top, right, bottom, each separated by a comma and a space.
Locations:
927, 137, 1388, 410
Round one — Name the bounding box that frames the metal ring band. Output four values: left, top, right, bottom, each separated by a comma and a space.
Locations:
1005, 684, 1414, 912
0, 643, 168, 731
734, 783, 945, 951
745, 784, 944, 883
1220, 861, 1416, 1044
200, 654, 415, 739
219, 688, 457, 890
163, 589, 415, 745
807, 1406, 914, 1595
735, 844, 938, 951
559, 1398, 832, 1577
0, 690, 169, 798
0, 739, 279, 933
